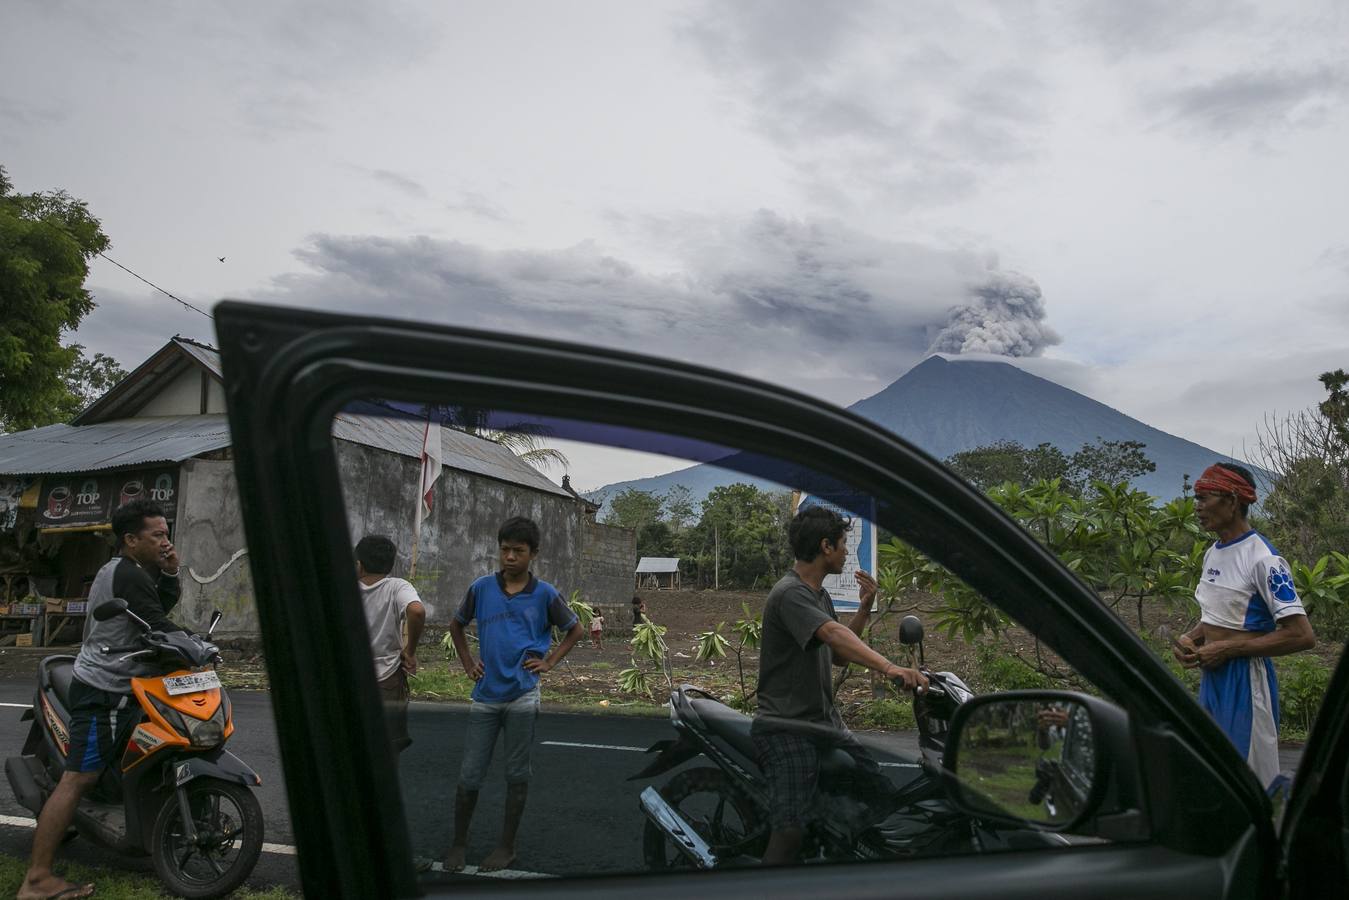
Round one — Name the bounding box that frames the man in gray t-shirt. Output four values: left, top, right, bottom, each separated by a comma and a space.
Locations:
752, 505, 927, 866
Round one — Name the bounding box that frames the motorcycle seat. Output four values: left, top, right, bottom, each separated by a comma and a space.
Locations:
688, 697, 858, 774
40, 656, 77, 712
688, 697, 760, 762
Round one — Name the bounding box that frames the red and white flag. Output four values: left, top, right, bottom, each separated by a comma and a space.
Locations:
413, 417, 443, 538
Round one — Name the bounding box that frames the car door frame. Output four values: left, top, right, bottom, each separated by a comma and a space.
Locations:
216, 301, 1294, 899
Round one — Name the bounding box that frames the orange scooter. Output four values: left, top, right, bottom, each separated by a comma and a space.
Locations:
6, 600, 264, 899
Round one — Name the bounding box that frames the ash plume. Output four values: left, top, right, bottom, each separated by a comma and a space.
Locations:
927, 271, 1060, 357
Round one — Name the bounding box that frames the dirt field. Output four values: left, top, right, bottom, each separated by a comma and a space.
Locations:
1, 588, 1338, 736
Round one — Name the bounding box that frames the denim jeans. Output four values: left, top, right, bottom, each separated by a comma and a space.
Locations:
458, 686, 541, 790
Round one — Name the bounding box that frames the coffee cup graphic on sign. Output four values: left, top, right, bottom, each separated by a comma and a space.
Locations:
119, 479, 144, 507
47, 486, 73, 520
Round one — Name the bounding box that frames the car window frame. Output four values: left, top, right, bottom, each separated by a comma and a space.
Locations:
216, 301, 1283, 898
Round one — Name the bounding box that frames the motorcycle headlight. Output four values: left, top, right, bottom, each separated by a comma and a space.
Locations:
147, 695, 188, 738
185, 704, 227, 749
147, 696, 226, 749
187, 717, 224, 749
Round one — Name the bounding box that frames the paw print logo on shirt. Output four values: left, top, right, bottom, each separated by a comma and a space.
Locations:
1268, 566, 1298, 604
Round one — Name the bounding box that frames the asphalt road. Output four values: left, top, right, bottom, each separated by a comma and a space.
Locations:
0, 680, 924, 890
0, 679, 1310, 893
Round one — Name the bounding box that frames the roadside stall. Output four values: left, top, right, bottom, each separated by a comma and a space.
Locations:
0, 476, 45, 645
0, 468, 179, 646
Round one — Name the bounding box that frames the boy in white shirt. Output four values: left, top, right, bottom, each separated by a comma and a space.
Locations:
356, 535, 426, 759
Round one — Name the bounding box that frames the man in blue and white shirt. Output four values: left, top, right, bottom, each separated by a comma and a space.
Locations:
442, 516, 583, 874
1174, 463, 1316, 789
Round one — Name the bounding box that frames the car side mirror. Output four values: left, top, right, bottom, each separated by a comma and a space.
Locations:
943, 691, 1143, 837
93, 598, 129, 622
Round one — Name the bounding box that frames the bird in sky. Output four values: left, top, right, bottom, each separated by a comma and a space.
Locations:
218, 256, 226, 263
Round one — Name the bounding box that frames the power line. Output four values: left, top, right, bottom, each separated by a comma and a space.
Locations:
97, 252, 214, 320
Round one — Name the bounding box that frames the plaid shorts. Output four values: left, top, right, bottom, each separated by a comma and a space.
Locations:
751, 726, 882, 830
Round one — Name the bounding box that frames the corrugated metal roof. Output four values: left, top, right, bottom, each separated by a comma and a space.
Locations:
636, 557, 681, 573
0, 407, 571, 498
0, 415, 233, 475
332, 414, 571, 498
174, 338, 223, 378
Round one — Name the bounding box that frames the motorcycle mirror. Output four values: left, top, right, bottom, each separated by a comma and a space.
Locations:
207, 610, 224, 637
93, 598, 129, 622
899, 615, 924, 646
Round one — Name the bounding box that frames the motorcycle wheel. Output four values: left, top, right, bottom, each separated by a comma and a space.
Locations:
643, 767, 762, 869
150, 779, 263, 899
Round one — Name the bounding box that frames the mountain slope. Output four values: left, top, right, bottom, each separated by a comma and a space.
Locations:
590, 356, 1249, 505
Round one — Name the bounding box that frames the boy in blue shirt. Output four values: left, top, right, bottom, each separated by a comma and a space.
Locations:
442, 517, 583, 873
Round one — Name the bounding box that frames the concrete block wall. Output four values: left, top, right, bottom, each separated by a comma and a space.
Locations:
169, 443, 593, 637
174, 458, 257, 636
578, 520, 637, 617
335, 441, 585, 625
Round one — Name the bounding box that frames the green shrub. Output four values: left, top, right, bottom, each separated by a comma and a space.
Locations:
1143, 633, 1200, 692
850, 698, 917, 731
973, 643, 1053, 692
1277, 654, 1333, 738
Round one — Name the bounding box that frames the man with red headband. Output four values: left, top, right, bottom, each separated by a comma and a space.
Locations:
1173, 462, 1316, 789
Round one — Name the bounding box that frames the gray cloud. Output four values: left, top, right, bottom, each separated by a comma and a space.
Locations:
0, 95, 67, 129
22, 2, 442, 140
369, 169, 428, 198
1065, 0, 1256, 58
1154, 65, 1349, 139
680, 2, 1049, 206
361, 168, 511, 223
253, 210, 1055, 399
445, 191, 511, 223
1318, 244, 1349, 276
73, 286, 217, 369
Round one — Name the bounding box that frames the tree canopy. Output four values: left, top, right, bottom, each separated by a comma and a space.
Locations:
1257, 369, 1349, 563
0, 165, 114, 431
945, 438, 1155, 495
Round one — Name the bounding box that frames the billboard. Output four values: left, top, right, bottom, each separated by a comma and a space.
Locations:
797, 493, 876, 613
35, 468, 179, 530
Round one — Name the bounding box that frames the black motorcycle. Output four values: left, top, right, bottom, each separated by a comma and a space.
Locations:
633, 616, 1059, 868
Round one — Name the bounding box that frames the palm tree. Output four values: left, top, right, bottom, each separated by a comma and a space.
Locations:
443, 405, 569, 473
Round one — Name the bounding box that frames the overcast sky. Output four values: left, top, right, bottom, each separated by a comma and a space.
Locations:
4, 1, 1346, 490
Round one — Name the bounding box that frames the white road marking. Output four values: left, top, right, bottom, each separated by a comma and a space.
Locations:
0, 813, 554, 878
541, 739, 921, 767
541, 740, 649, 752
0, 813, 300, 858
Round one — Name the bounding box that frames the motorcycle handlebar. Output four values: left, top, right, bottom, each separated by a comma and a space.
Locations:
891, 674, 937, 694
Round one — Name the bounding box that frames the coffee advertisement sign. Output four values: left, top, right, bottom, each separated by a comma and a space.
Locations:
36, 469, 179, 529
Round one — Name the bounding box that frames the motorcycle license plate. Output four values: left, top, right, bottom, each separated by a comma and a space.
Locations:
164, 672, 221, 695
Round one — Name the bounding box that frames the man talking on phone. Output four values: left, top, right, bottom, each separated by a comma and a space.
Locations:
20, 500, 186, 900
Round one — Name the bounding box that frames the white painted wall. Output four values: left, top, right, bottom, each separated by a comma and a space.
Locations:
136, 370, 226, 416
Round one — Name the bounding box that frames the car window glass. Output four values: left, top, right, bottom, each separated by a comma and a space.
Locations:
325, 401, 1144, 883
